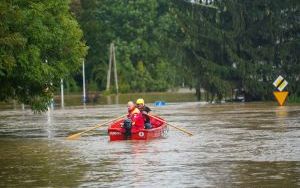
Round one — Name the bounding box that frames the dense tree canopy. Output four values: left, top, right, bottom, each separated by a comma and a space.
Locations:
72, 0, 181, 93
0, 0, 87, 111
72, 0, 299, 101
0, 0, 299, 111
172, 0, 299, 101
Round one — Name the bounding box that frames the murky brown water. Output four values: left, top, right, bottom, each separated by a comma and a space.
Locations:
0, 97, 300, 187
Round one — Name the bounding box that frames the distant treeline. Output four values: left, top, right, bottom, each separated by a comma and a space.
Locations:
71, 0, 299, 101
0, 0, 299, 111
70, 0, 180, 93
172, 0, 299, 102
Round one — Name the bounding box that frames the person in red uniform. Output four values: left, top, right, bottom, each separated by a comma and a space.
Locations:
123, 101, 144, 138
136, 98, 152, 129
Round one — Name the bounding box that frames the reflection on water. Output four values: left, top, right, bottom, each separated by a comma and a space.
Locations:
0, 101, 300, 187
275, 106, 288, 118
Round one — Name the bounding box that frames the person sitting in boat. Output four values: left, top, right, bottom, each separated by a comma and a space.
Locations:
136, 98, 152, 129
123, 101, 144, 137
127, 101, 140, 119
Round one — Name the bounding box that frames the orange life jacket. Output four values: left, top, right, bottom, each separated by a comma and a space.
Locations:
128, 107, 140, 118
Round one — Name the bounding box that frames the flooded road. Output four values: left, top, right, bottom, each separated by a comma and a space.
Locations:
0, 101, 300, 187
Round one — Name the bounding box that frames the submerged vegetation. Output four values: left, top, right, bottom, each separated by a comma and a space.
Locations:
0, 0, 299, 110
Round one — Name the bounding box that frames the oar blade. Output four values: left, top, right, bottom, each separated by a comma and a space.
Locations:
66, 114, 125, 140
149, 114, 193, 136
66, 133, 82, 140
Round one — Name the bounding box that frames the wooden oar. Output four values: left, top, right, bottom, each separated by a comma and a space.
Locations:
67, 114, 126, 140
148, 114, 193, 136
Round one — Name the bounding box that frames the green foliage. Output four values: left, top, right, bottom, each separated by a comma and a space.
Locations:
289, 95, 300, 103
134, 61, 153, 92
172, 0, 300, 101
1, 0, 299, 110
87, 80, 98, 91
74, 0, 180, 92
65, 77, 80, 93
0, 0, 87, 111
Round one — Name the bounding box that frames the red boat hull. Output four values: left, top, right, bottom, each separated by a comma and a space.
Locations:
108, 115, 168, 141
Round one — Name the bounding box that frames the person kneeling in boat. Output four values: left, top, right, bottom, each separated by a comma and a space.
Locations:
123, 101, 144, 137
136, 98, 152, 129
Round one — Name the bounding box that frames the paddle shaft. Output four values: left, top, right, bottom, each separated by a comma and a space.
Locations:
148, 114, 193, 136
68, 114, 125, 138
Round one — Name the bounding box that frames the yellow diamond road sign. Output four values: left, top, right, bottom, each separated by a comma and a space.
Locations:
273, 75, 283, 87
273, 75, 288, 91
278, 80, 288, 91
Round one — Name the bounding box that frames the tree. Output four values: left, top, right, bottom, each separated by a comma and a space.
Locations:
0, 0, 87, 111
74, 0, 180, 92
172, 0, 299, 101
172, 0, 233, 101
219, 0, 300, 100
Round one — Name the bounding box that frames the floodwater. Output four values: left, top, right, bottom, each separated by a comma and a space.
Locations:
0, 95, 300, 187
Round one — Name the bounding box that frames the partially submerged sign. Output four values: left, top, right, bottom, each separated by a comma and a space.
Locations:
273, 91, 289, 106
273, 75, 288, 106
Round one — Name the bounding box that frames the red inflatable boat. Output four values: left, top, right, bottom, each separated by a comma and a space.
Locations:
108, 115, 168, 141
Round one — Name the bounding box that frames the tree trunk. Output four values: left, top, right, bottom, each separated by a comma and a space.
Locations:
196, 87, 201, 101
205, 91, 209, 102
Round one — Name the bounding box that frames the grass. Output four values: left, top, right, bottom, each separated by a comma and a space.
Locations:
288, 95, 300, 103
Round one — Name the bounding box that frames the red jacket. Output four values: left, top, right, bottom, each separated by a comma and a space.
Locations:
127, 108, 144, 133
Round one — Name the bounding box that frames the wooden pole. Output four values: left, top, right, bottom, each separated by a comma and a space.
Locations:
112, 43, 119, 94
106, 44, 113, 91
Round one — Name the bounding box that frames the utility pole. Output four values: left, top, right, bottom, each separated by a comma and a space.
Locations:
106, 44, 113, 91
113, 44, 119, 94
106, 43, 119, 94
82, 59, 86, 103
60, 78, 64, 108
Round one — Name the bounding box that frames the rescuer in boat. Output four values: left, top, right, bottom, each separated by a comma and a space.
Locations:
136, 98, 152, 129
123, 101, 144, 137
